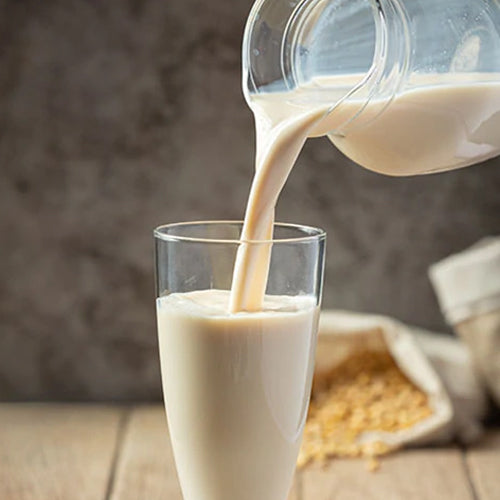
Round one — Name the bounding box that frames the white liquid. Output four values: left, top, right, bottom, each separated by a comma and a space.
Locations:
157, 290, 318, 500
230, 74, 500, 311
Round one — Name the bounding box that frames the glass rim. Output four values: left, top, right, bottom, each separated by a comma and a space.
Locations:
154, 220, 326, 244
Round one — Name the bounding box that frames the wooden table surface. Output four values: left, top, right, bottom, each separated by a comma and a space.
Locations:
0, 404, 498, 500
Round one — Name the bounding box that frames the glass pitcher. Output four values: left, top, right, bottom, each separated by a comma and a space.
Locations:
243, 0, 500, 175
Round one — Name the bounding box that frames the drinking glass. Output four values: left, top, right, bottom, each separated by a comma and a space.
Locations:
154, 221, 326, 500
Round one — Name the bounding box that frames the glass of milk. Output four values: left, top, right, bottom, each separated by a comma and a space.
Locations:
155, 221, 325, 500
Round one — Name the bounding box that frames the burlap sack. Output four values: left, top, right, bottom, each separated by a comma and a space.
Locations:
317, 311, 455, 448
430, 237, 500, 407
411, 328, 487, 443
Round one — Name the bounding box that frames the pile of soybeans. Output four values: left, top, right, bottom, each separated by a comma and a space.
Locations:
298, 349, 433, 471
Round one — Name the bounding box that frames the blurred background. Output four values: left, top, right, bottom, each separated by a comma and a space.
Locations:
0, 0, 499, 401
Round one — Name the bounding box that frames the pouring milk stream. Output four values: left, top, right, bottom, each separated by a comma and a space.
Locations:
229, 0, 500, 312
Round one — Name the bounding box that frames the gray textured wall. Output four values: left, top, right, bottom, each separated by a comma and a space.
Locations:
0, 0, 499, 401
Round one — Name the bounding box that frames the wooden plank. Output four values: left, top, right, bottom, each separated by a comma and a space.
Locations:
110, 406, 182, 500
302, 448, 474, 500
110, 405, 300, 500
0, 403, 124, 500
465, 429, 500, 500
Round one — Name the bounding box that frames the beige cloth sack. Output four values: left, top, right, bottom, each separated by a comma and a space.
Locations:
430, 237, 500, 407
411, 328, 487, 443
317, 310, 483, 448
